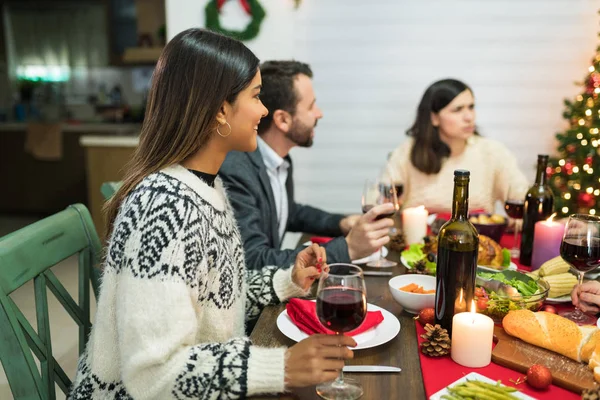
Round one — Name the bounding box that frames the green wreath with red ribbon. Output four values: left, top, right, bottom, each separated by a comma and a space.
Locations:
205, 0, 266, 42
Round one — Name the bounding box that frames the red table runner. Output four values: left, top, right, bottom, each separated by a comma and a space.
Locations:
417, 232, 582, 399
416, 322, 578, 399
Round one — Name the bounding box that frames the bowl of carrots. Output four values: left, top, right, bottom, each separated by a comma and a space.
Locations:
388, 274, 436, 314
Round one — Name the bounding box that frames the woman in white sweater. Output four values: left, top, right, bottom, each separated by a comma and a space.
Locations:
68, 29, 355, 400
387, 79, 529, 213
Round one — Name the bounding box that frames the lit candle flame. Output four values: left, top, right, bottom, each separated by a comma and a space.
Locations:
546, 213, 557, 223
470, 300, 476, 314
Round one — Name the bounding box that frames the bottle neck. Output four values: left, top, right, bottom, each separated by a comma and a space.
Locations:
535, 159, 548, 185
452, 179, 470, 220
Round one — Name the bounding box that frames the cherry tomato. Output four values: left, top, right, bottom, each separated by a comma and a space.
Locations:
474, 287, 485, 298
477, 298, 488, 310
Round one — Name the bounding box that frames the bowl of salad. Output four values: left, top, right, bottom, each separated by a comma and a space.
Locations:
475, 270, 550, 324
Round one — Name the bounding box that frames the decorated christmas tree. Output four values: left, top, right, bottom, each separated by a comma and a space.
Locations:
548, 45, 600, 217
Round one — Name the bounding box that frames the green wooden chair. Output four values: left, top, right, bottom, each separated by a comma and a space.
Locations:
0, 203, 102, 400
100, 181, 122, 200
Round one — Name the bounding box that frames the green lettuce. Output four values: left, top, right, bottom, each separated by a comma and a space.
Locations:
402, 243, 425, 264
401, 244, 436, 274
502, 248, 511, 267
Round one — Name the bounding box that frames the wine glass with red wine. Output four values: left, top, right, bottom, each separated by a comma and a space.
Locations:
505, 187, 525, 258
361, 178, 399, 267
559, 214, 600, 325
316, 264, 367, 400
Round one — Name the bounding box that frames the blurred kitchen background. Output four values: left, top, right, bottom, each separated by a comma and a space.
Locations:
0, 0, 164, 240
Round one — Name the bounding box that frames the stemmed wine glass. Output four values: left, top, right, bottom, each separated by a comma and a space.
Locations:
316, 264, 367, 400
361, 177, 399, 267
504, 189, 525, 258
559, 214, 600, 325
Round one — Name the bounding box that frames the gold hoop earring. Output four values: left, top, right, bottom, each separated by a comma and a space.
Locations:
217, 121, 232, 138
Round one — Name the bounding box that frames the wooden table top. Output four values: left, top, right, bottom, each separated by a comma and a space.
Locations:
249, 236, 426, 399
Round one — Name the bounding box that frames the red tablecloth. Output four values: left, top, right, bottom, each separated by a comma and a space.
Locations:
418, 232, 582, 399
416, 322, 577, 399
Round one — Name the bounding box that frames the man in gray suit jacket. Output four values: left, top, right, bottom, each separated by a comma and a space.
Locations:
220, 61, 394, 270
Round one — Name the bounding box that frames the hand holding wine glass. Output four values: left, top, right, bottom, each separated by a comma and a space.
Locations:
361, 177, 399, 267
284, 334, 356, 389
571, 280, 600, 314
345, 203, 395, 261
315, 263, 367, 400
559, 214, 600, 325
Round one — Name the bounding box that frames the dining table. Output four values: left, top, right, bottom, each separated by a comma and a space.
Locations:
249, 233, 425, 400
248, 231, 587, 400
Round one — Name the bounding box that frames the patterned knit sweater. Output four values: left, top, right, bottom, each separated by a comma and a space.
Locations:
69, 165, 308, 400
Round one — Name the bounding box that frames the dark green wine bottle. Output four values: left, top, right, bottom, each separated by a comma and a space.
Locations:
519, 155, 555, 266
434, 170, 479, 336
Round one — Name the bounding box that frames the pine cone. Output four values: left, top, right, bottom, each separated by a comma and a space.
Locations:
582, 387, 600, 400
420, 323, 451, 357
412, 259, 429, 275
388, 233, 407, 252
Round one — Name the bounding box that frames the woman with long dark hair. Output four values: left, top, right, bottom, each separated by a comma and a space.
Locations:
387, 78, 528, 213
69, 29, 355, 399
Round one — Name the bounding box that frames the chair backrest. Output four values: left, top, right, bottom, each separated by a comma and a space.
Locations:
100, 181, 122, 200
0, 204, 102, 400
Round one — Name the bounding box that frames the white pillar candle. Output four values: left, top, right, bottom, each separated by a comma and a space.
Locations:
451, 310, 494, 368
402, 206, 429, 245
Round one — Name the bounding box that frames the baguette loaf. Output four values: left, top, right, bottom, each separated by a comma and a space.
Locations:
502, 310, 598, 364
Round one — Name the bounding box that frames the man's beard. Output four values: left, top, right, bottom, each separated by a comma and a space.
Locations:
287, 118, 316, 147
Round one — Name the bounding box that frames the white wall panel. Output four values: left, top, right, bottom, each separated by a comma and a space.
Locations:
167, 0, 599, 213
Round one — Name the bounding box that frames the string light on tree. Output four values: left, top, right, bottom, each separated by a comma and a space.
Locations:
548, 32, 600, 216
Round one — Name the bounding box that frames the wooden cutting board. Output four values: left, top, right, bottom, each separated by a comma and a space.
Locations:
492, 325, 597, 394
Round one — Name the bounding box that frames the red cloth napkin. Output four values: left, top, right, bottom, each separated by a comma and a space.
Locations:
286, 298, 384, 336
310, 236, 333, 244
416, 321, 578, 399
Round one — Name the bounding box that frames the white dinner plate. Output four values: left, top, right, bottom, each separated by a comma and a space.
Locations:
399, 256, 517, 273
303, 240, 390, 266
276, 302, 400, 350
545, 295, 573, 304
351, 247, 389, 265
477, 262, 518, 273
429, 372, 535, 400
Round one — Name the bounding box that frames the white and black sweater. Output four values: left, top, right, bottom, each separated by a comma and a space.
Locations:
69, 165, 308, 400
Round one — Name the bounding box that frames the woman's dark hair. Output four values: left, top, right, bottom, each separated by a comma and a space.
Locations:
406, 79, 478, 174
105, 28, 259, 234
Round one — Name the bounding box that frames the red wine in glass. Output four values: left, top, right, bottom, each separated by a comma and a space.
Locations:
559, 214, 600, 325
504, 200, 524, 219
362, 205, 395, 220
560, 237, 600, 273
505, 199, 525, 258
315, 263, 366, 400
317, 287, 367, 333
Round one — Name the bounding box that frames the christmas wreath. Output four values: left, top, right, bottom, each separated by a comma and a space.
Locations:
205, 0, 266, 42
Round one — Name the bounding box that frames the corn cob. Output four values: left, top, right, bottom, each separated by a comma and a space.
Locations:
526, 270, 540, 279
541, 272, 578, 298
538, 256, 571, 277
